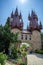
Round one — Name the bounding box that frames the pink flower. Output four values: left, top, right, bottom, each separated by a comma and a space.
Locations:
16, 63, 19, 65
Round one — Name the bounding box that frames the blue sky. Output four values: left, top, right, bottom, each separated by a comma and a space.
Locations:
0, 0, 43, 30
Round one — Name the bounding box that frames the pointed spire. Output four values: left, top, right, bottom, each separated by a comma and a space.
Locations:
31, 10, 36, 16
11, 11, 13, 18
27, 24, 29, 29
31, 10, 38, 21
15, 7, 18, 16
28, 13, 31, 20
19, 12, 22, 19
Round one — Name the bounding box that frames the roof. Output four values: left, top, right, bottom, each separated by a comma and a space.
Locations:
21, 29, 31, 34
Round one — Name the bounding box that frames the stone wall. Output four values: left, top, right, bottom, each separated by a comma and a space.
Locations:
11, 29, 42, 50
31, 30, 41, 50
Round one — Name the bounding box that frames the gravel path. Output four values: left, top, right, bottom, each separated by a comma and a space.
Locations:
27, 53, 43, 65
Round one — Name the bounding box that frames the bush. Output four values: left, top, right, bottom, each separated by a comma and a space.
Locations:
35, 50, 43, 54
16, 58, 25, 65
0, 53, 7, 65
21, 52, 26, 57
11, 47, 18, 59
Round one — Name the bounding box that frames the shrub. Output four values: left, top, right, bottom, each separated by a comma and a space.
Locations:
21, 52, 26, 57
0, 53, 7, 65
11, 47, 18, 59
35, 50, 43, 54
16, 58, 25, 65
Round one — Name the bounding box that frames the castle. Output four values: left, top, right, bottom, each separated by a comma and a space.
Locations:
8, 8, 42, 50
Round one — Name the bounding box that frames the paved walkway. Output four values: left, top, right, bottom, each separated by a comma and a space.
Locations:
6, 62, 11, 65
5, 61, 15, 65
27, 53, 43, 65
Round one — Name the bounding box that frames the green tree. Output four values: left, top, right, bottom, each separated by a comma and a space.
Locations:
0, 17, 21, 57
41, 33, 43, 50
0, 17, 15, 54
9, 32, 21, 58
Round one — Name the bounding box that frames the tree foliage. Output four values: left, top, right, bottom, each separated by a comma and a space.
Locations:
0, 17, 21, 55
0, 53, 7, 65
41, 33, 43, 40
0, 18, 15, 54
41, 33, 43, 49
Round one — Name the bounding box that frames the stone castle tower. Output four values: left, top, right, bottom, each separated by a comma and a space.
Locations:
8, 8, 42, 50
10, 8, 23, 30
27, 10, 42, 50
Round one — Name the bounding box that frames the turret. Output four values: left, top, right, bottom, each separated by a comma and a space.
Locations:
28, 13, 31, 21
9, 8, 23, 30
31, 10, 38, 21
19, 12, 23, 30
19, 12, 22, 19
27, 10, 42, 32
11, 11, 13, 18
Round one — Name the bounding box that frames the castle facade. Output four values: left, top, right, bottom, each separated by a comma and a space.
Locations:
8, 8, 42, 50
